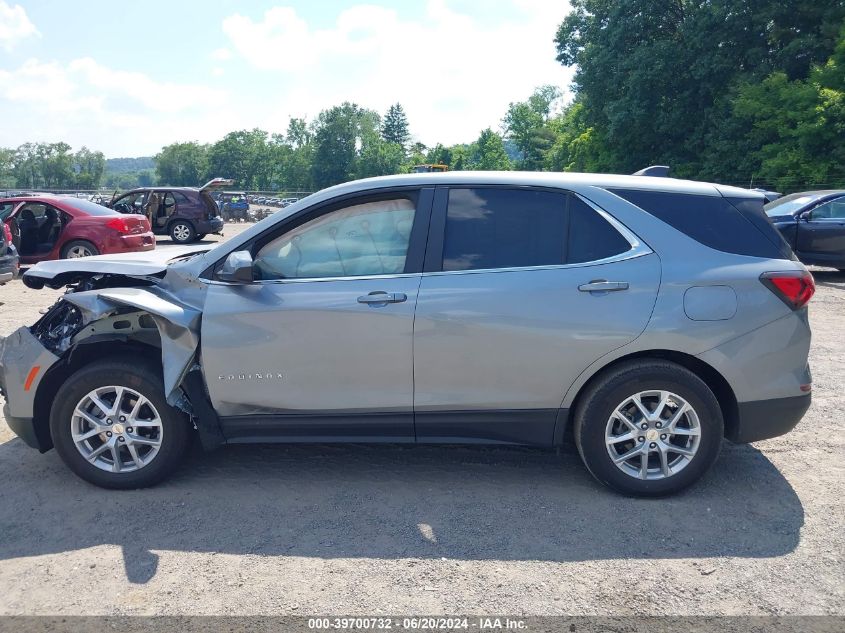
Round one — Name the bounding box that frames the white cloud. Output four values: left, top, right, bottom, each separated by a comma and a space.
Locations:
0, 1, 39, 51
0, 2, 574, 157
222, 0, 574, 145
0, 57, 240, 155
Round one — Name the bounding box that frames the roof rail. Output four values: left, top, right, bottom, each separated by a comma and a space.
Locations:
632, 165, 670, 177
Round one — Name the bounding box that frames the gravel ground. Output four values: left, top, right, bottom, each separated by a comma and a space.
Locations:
0, 225, 842, 616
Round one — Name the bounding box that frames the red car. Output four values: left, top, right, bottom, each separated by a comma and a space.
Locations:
0, 195, 154, 264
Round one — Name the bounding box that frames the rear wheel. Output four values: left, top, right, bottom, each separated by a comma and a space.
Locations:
50, 359, 191, 489
574, 360, 723, 497
61, 240, 99, 259
169, 220, 196, 244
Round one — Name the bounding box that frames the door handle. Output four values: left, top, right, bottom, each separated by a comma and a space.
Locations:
357, 291, 408, 304
578, 280, 629, 293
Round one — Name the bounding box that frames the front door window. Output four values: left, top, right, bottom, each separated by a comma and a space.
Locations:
254, 198, 416, 280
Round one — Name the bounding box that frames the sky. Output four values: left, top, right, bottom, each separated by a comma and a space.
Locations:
0, 0, 574, 158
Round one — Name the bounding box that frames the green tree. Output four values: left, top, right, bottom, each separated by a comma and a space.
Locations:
381, 103, 410, 148
730, 39, 845, 190
470, 128, 511, 171
73, 147, 105, 188
154, 142, 209, 186
554, 0, 845, 176
207, 129, 271, 190
0, 148, 15, 188
310, 103, 382, 188
545, 100, 614, 173
503, 85, 561, 169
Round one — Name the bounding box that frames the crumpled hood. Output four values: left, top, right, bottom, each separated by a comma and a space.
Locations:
22, 246, 211, 288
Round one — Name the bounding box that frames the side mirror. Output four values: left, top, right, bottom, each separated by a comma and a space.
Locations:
217, 250, 254, 283
799, 211, 812, 221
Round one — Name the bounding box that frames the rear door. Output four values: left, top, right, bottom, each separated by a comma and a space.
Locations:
413, 186, 661, 445
795, 195, 845, 266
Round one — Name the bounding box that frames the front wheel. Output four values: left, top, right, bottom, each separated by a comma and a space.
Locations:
574, 360, 723, 497
50, 359, 191, 489
169, 220, 196, 243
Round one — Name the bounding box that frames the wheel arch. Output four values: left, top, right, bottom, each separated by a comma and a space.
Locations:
32, 339, 163, 453
555, 349, 739, 446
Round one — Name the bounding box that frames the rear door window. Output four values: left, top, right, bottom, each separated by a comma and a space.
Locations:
440, 188, 632, 272
441, 188, 568, 271
568, 196, 632, 264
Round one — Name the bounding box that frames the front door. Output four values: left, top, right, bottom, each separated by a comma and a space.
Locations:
413, 186, 661, 445
201, 188, 432, 442
795, 196, 845, 267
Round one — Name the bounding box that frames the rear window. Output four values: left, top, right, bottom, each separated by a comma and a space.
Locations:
60, 197, 119, 216
609, 189, 792, 260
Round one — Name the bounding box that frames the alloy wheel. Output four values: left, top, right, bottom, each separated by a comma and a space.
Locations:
67, 245, 93, 258
172, 224, 191, 242
70, 386, 164, 473
605, 390, 701, 480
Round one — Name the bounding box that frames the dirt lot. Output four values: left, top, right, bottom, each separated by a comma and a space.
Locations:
0, 225, 842, 616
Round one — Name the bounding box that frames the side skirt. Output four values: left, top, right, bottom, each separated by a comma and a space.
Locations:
218, 409, 566, 447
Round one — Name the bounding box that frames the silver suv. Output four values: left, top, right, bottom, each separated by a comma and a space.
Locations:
0, 172, 814, 496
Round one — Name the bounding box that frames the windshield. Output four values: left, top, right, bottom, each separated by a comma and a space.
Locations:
764, 193, 825, 216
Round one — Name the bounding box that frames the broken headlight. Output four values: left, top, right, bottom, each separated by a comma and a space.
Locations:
31, 300, 84, 354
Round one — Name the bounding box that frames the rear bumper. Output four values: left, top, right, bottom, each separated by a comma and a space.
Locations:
197, 217, 224, 235
117, 232, 155, 252
729, 393, 811, 443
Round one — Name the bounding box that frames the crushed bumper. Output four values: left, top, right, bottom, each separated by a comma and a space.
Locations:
0, 328, 60, 451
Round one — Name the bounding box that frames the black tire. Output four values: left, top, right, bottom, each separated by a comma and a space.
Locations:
50, 359, 191, 489
168, 220, 196, 243
573, 360, 723, 497
196, 233, 208, 240
60, 240, 99, 259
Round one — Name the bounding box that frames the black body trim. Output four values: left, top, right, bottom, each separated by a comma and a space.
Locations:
219, 409, 561, 446
730, 393, 811, 443
182, 368, 226, 450
220, 411, 415, 443
414, 409, 558, 445
2, 402, 44, 451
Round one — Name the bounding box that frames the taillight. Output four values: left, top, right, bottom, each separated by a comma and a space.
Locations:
106, 217, 132, 233
2, 222, 11, 243
760, 271, 815, 310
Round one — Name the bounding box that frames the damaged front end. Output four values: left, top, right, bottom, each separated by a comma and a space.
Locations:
1, 247, 224, 452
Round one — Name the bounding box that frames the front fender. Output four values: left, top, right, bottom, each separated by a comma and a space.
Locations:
64, 287, 201, 404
